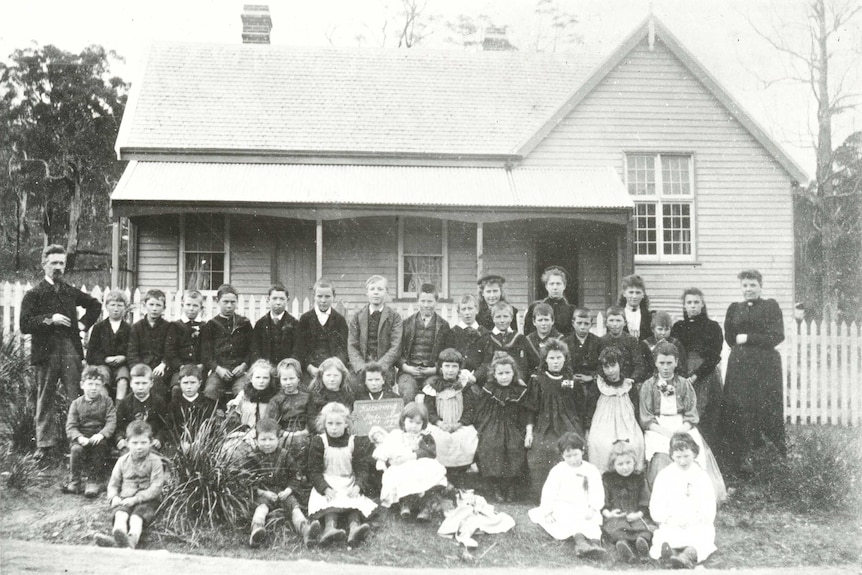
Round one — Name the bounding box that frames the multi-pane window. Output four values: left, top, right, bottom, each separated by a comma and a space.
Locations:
183, 214, 227, 292
626, 154, 694, 261
398, 217, 448, 298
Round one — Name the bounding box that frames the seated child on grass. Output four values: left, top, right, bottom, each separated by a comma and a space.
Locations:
100, 421, 165, 549
306, 402, 377, 547
267, 358, 310, 435
423, 348, 478, 475
85, 289, 131, 400
246, 419, 321, 548
649, 432, 716, 568
63, 365, 116, 497
116, 363, 169, 453
601, 440, 653, 564
373, 402, 448, 519
306, 357, 355, 433
527, 432, 606, 559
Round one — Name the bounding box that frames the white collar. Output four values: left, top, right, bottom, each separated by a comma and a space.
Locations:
369, 304, 385, 314
183, 394, 199, 403
44, 276, 55, 285
492, 327, 512, 336
270, 311, 285, 322
457, 320, 480, 330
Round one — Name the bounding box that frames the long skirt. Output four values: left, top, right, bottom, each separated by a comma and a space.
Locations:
379, 458, 448, 507
427, 424, 478, 467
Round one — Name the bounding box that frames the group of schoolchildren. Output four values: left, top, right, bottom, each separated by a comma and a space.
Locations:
63, 267, 721, 569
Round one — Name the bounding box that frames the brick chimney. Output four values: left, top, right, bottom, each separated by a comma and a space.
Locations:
482, 26, 516, 51
241, 5, 272, 44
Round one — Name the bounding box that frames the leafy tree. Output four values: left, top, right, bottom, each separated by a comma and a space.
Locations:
0, 44, 127, 274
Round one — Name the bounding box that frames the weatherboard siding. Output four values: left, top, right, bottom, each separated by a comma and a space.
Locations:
135, 215, 179, 292
523, 37, 794, 319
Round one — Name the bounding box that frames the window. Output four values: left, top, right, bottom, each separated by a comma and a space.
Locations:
626, 153, 695, 261
181, 214, 228, 292
398, 217, 448, 298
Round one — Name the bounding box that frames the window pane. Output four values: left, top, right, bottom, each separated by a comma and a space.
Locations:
661, 155, 691, 196
634, 203, 657, 256
403, 217, 443, 254
627, 154, 656, 196
662, 203, 692, 255
185, 214, 225, 290
403, 255, 443, 294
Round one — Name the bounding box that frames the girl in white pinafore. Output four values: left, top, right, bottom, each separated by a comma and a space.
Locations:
306, 402, 377, 547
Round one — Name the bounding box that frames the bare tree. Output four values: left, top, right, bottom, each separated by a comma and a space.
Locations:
748, 0, 862, 320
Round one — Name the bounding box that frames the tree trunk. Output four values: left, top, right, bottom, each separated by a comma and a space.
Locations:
65, 170, 83, 271
15, 185, 28, 271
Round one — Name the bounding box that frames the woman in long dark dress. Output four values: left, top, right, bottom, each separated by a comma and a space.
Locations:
670, 288, 723, 447
718, 270, 786, 474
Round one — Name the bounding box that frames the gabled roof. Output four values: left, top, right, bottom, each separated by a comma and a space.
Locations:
115, 16, 807, 183
517, 16, 808, 183
116, 45, 601, 158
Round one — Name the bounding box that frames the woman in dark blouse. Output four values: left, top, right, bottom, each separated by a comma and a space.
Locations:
670, 288, 723, 446
717, 270, 786, 475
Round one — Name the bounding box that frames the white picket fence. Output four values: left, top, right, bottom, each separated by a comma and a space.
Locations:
1, 282, 859, 426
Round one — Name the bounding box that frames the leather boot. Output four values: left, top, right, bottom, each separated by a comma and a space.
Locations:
670, 546, 698, 569
292, 508, 320, 547
319, 513, 346, 547
346, 511, 370, 547
249, 504, 268, 547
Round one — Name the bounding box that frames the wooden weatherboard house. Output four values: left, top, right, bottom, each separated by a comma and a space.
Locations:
111, 15, 806, 321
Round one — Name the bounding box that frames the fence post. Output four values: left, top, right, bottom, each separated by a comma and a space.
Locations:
788, 322, 798, 424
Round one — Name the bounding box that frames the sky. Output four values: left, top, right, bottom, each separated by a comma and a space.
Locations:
2, 0, 860, 176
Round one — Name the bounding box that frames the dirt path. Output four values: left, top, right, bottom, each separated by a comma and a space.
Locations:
1, 538, 859, 575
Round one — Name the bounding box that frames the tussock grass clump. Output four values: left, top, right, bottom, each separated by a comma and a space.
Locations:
158, 417, 261, 533
749, 426, 862, 516
0, 450, 45, 490
0, 335, 39, 452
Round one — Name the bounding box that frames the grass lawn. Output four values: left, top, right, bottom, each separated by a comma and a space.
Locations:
1, 426, 860, 569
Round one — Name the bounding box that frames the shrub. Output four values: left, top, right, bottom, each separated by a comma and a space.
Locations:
158, 417, 261, 533
0, 335, 37, 452
749, 426, 862, 516
0, 450, 44, 490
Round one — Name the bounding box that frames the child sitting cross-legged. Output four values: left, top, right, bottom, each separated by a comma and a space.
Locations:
95, 421, 165, 549
373, 402, 448, 520
601, 440, 653, 564
527, 432, 607, 559
64, 365, 117, 497
649, 432, 717, 569
307, 402, 377, 547
246, 419, 321, 548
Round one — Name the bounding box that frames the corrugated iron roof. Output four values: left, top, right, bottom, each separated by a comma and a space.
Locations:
116, 44, 602, 156
112, 162, 631, 209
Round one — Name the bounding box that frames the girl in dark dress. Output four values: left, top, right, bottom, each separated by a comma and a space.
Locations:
670, 288, 724, 447
525, 338, 585, 502
470, 354, 529, 503
718, 270, 786, 474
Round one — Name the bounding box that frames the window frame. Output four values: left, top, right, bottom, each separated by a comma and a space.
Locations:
397, 216, 449, 299
178, 213, 230, 296
625, 152, 696, 263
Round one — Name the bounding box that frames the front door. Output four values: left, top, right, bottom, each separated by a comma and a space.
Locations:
275, 221, 316, 312
534, 232, 579, 305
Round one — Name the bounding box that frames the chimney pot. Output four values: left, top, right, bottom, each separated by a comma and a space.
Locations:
241, 4, 272, 44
